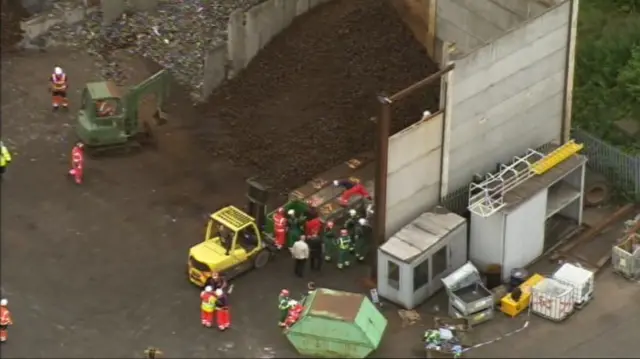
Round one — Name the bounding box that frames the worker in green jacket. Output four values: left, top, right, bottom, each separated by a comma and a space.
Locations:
278, 289, 292, 327
323, 221, 336, 261
0, 141, 12, 178
353, 218, 371, 262
336, 229, 352, 269
286, 209, 302, 248
344, 209, 358, 238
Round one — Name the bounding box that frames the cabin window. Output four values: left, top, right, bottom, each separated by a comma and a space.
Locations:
387, 260, 400, 290
94, 98, 123, 117
432, 246, 448, 278
413, 258, 430, 291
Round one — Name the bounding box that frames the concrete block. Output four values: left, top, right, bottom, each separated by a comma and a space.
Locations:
282, 0, 297, 28
296, 0, 310, 16
227, 9, 246, 77
452, 0, 524, 31
438, 0, 502, 43
244, 6, 261, 67
102, 0, 125, 25
203, 44, 228, 99
20, 7, 88, 40
130, 0, 159, 11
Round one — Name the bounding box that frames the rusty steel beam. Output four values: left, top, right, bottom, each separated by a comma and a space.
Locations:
389, 63, 454, 102
558, 203, 635, 254
369, 65, 455, 281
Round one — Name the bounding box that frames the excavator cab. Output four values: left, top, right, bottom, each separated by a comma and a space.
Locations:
76, 81, 128, 148
75, 70, 171, 154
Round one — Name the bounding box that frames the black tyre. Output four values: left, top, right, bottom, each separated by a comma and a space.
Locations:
254, 250, 270, 269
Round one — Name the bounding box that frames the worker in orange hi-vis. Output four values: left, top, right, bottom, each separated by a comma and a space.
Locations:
0, 299, 13, 343
273, 207, 288, 249
50, 66, 69, 110
200, 286, 216, 328
68, 142, 85, 185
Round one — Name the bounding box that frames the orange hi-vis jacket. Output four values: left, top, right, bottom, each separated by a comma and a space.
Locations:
200, 292, 216, 313
0, 307, 12, 326
51, 73, 67, 91
71, 146, 84, 165
274, 213, 287, 234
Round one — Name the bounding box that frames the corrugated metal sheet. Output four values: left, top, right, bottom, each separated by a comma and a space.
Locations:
380, 206, 466, 262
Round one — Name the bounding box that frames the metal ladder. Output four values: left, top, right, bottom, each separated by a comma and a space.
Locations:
530, 140, 584, 175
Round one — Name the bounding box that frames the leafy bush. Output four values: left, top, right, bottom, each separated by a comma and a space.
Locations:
573, 0, 640, 152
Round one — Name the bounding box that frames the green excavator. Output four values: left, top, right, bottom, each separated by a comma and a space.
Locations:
75, 70, 171, 155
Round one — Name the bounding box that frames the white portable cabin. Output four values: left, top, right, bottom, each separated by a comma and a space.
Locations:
468, 147, 587, 281
377, 206, 468, 309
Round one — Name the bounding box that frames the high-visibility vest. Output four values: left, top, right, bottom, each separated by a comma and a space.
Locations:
338, 236, 351, 250
0, 307, 12, 326
274, 214, 287, 233
0, 145, 12, 167
200, 292, 216, 312
51, 74, 67, 91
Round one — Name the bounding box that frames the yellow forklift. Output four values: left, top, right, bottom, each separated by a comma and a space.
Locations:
74, 70, 170, 155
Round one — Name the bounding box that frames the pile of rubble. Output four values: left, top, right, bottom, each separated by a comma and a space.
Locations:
35, 0, 265, 93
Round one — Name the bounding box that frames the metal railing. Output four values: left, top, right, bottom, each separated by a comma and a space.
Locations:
572, 128, 640, 201
441, 129, 640, 214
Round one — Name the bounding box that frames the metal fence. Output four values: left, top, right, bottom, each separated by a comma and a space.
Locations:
440, 129, 640, 214
572, 128, 640, 201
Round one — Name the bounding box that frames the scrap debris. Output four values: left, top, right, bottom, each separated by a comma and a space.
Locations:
34, 0, 266, 93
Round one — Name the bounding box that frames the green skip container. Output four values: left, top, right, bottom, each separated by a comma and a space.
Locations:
286, 288, 388, 358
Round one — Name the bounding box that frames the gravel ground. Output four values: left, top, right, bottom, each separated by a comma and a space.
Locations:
0, 0, 29, 52
200, 0, 440, 197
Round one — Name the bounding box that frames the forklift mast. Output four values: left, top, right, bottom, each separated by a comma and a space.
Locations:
122, 70, 171, 134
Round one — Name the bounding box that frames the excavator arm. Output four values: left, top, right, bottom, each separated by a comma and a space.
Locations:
122, 69, 171, 135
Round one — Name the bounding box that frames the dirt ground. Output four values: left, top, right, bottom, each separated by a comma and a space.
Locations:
2, 1, 638, 358
201, 0, 439, 198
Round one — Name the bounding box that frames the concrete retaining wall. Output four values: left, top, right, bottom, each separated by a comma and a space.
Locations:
440, 1, 573, 195
436, 0, 551, 55
386, 111, 444, 237
202, 0, 333, 99
20, 3, 98, 41
101, 0, 159, 25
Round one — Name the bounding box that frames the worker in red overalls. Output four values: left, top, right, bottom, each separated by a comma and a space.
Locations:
200, 286, 216, 327
273, 207, 288, 249
214, 289, 231, 331
304, 215, 322, 240
0, 299, 13, 343
284, 300, 304, 329
333, 179, 371, 206
50, 66, 68, 110
68, 142, 85, 184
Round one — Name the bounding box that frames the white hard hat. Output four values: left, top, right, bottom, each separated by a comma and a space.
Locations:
349, 209, 356, 216
333, 180, 339, 186
215, 289, 223, 297
288, 299, 298, 306
0, 299, 7, 306
358, 218, 367, 225
54, 67, 63, 75
204, 286, 213, 292
287, 209, 295, 216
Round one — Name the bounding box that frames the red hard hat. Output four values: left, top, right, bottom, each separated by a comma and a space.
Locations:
281, 289, 289, 296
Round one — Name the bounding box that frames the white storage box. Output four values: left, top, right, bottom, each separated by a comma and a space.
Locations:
552, 263, 594, 305
531, 278, 574, 321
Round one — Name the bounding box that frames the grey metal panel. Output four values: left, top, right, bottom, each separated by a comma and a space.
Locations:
441, 261, 482, 292
503, 188, 547, 280
469, 212, 505, 270
381, 206, 467, 263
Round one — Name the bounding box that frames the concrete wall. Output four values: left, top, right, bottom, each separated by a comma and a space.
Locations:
440, 1, 573, 195
20, 2, 97, 41
101, 0, 159, 25
436, 0, 551, 55
385, 111, 444, 237
202, 0, 333, 99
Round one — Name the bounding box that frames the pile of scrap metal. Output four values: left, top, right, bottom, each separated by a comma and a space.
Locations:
423, 326, 466, 358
